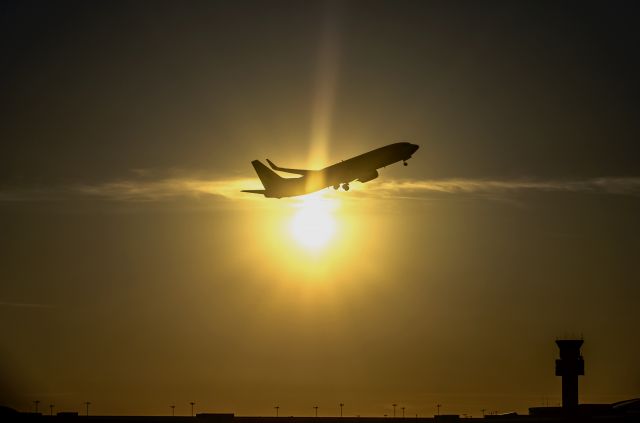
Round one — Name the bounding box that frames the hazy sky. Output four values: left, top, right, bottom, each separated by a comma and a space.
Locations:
1, 0, 639, 417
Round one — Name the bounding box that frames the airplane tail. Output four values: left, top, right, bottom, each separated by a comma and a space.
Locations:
249, 159, 282, 190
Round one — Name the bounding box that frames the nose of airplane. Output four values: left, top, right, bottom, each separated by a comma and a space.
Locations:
410, 143, 419, 154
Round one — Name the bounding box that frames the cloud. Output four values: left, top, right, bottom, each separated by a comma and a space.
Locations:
73, 177, 261, 202
369, 177, 640, 198
1, 176, 639, 204
0, 177, 263, 203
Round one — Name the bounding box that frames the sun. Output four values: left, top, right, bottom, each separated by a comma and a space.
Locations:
289, 193, 338, 251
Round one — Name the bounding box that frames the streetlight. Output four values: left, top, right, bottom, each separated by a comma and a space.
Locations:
170, 405, 176, 416
314, 406, 318, 417
190, 402, 195, 417
274, 406, 280, 417
33, 400, 40, 413
392, 404, 397, 417
481, 409, 486, 417
436, 404, 441, 416
401, 407, 405, 418
49, 404, 54, 416
85, 401, 91, 416
339, 403, 344, 417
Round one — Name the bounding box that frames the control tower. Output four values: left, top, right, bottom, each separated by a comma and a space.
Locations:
555, 339, 584, 411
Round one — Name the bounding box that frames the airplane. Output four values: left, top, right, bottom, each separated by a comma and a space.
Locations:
242, 142, 419, 198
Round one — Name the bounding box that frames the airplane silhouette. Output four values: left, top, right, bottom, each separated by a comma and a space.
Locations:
242, 142, 419, 198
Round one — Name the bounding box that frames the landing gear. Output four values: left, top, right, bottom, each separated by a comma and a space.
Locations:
333, 184, 340, 190
342, 183, 350, 191
403, 160, 408, 166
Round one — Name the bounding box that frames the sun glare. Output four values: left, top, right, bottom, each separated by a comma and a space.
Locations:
289, 193, 338, 251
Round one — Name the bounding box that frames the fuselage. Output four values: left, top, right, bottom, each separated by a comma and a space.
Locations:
263, 142, 419, 198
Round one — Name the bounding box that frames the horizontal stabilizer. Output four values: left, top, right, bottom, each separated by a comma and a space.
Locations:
241, 189, 266, 195
267, 159, 310, 176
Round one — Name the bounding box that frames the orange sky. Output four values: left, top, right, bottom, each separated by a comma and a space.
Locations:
1, 0, 639, 417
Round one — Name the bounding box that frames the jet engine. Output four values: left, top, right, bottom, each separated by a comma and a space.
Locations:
357, 170, 379, 183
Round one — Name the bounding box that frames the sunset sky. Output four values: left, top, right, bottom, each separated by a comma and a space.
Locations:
1, 0, 639, 417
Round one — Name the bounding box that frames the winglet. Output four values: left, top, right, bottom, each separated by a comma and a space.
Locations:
266, 159, 278, 170
265, 159, 310, 176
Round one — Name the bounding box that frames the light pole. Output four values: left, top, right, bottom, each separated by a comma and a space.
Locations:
481, 409, 486, 417
85, 401, 91, 416
339, 403, 344, 417
274, 406, 280, 417
49, 404, 54, 416
401, 407, 405, 418
392, 404, 397, 417
436, 404, 441, 416
314, 406, 318, 417
170, 405, 176, 416
34, 400, 40, 413
190, 402, 195, 417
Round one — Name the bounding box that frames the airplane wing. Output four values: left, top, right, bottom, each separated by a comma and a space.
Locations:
266, 159, 311, 176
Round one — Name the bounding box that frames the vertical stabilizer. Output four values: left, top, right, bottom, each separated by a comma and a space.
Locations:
251, 160, 281, 189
